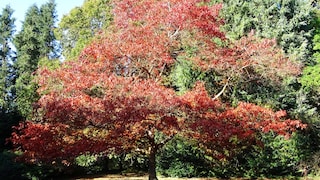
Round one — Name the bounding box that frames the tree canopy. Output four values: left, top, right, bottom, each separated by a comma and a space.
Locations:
11, 0, 306, 179
56, 0, 112, 60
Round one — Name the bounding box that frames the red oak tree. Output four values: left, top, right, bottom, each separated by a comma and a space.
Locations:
11, 0, 305, 179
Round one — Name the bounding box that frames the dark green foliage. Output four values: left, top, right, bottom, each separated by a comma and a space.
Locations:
38, 0, 60, 58
301, 10, 320, 92
157, 134, 309, 178
241, 133, 309, 178
0, 151, 26, 180
214, 0, 315, 64
14, 5, 41, 73
229, 77, 296, 109
13, 1, 59, 118
0, 150, 59, 180
14, 74, 39, 119
203, 132, 310, 178
0, 112, 21, 150
168, 58, 227, 98
157, 137, 214, 178
0, 5, 15, 114
0, 150, 84, 180
298, 10, 320, 161
13, 5, 42, 118
0, 5, 20, 152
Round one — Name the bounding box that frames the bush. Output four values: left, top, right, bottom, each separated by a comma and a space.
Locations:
157, 137, 214, 178
0, 151, 26, 180
0, 150, 72, 180
238, 132, 309, 178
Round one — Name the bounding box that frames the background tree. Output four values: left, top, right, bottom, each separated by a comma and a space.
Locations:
0, 5, 18, 150
38, 0, 60, 59
56, 0, 112, 60
214, 0, 315, 64
202, 2, 319, 176
0, 5, 15, 114
301, 9, 320, 92
295, 8, 320, 175
11, 0, 306, 179
13, 0, 59, 119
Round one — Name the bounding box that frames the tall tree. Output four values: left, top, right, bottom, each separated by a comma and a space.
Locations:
56, 0, 112, 60
39, 0, 60, 58
11, 0, 305, 179
0, 5, 17, 150
0, 5, 15, 114
14, 1, 58, 118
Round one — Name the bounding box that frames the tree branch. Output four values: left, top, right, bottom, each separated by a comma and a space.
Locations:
212, 76, 231, 100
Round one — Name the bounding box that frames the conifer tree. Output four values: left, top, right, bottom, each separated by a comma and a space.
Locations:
0, 5, 17, 150
14, 1, 58, 118
0, 5, 15, 114
39, 0, 59, 58
215, 0, 315, 64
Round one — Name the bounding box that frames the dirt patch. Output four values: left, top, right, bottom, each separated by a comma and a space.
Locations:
72, 173, 220, 180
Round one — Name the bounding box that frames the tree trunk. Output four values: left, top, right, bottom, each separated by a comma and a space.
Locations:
148, 146, 158, 180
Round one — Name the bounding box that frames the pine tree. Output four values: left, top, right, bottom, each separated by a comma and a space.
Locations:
39, 0, 59, 58
0, 5, 15, 114
14, 1, 58, 118
0, 5, 18, 150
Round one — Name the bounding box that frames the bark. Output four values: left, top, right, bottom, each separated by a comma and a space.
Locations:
148, 145, 158, 180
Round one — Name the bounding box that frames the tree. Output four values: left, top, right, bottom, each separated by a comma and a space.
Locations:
0, 5, 15, 114
214, 0, 315, 64
301, 9, 320, 92
0, 5, 17, 150
38, 0, 60, 59
56, 0, 112, 60
13, 1, 58, 118
11, 1, 305, 179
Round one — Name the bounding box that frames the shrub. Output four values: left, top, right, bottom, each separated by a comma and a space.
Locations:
157, 137, 214, 178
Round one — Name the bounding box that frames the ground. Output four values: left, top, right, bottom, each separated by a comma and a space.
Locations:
67, 173, 221, 180
66, 173, 290, 180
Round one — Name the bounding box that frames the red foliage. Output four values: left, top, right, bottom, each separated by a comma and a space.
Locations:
11, 122, 111, 164
11, 0, 305, 165
232, 31, 302, 84
180, 83, 306, 158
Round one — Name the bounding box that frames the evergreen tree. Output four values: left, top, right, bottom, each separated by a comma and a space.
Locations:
14, 5, 41, 119
14, 1, 58, 118
0, 5, 18, 150
0, 5, 15, 114
39, 0, 60, 58
214, 0, 315, 64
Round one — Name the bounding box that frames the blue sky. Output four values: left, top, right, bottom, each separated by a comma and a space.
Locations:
0, 0, 85, 31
